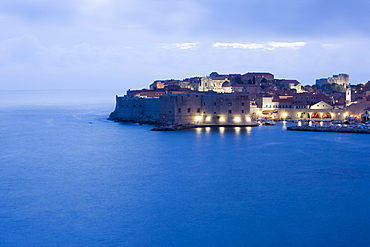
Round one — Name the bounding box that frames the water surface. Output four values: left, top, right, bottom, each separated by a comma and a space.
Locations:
1, 90, 369, 246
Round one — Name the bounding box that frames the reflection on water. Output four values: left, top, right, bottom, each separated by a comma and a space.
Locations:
1, 94, 370, 247
194, 126, 255, 137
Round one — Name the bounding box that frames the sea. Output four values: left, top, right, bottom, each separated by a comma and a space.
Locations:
1, 90, 370, 247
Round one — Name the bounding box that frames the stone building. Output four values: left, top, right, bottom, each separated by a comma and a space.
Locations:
362, 107, 370, 122
241, 72, 274, 84
255, 94, 346, 120
109, 95, 160, 123
316, 74, 349, 87
159, 92, 251, 125
199, 76, 232, 93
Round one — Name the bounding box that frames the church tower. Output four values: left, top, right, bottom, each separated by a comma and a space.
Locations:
345, 86, 351, 106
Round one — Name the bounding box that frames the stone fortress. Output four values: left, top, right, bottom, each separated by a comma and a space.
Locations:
109, 71, 370, 126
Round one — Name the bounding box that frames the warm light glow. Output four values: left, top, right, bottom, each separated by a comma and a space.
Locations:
234, 116, 241, 123
245, 116, 251, 122
205, 116, 211, 122
219, 117, 226, 122
205, 127, 211, 133
234, 127, 241, 134
194, 116, 202, 122
257, 110, 262, 116
282, 112, 288, 119
219, 127, 225, 134
344, 112, 349, 117
246, 127, 252, 134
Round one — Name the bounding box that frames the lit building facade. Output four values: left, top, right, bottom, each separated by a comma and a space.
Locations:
159, 92, 251, 125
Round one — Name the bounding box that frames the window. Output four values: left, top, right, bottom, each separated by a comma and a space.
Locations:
178, 108, 181, 113
228, 102, 232, 106
242, 110, 244, 113
229, 110, 232, 114
197, 108, 200, 113
242, 102, 244, 106
214, 112, 217, 114
187, 108, 191, 113
214, 102, 216, 106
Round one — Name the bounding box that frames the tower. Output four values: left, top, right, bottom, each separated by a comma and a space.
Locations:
345, 86, 351, 106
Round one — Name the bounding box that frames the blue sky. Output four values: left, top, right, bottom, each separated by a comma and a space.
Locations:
1, 0, 370, 90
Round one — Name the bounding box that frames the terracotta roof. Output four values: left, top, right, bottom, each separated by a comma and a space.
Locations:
294, 101, 310, 106
273, 98, 293, 103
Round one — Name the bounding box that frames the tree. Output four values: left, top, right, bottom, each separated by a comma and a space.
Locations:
233, 76, 243, 84
322, 83, 345, 93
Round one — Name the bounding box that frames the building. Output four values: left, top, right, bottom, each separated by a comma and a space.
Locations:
255, 94, 346, 120
275, 79, 303, 93
316, 74, 349, 87
241, 72, 274, 84
109, 95, 160, 123
198, 76, 232, 93
110, 91, 252, 126
159, 92, 251, 125
362, 107, 370, 122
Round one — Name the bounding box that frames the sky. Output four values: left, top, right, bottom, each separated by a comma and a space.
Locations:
1, 0, 370, 90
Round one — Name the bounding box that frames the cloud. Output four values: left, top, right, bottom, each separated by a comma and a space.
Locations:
162, 43, 199, 50
213, 42, 307, 50
322, 44, 341, 49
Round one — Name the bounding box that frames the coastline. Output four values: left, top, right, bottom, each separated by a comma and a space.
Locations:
287, 125, 370, 134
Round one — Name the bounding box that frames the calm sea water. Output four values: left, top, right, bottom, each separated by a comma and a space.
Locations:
1, 90, 370, 246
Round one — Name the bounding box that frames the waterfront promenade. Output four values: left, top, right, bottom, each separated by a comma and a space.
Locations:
287, 125, 370, 134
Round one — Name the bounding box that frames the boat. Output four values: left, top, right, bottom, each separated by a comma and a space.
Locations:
262, 120, 276, 125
